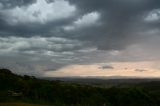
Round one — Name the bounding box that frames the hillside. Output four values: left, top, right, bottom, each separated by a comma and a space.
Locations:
0, 69, 160, 106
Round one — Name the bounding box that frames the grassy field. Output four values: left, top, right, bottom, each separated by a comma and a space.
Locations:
0, 103, 51, 106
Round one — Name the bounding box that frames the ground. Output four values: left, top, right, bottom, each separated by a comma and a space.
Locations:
0, 103, 50, 106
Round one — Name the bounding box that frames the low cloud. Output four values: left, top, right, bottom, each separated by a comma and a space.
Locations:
135, 69, 148, 72
99, 65, 114, 70
0, 36, 83, 54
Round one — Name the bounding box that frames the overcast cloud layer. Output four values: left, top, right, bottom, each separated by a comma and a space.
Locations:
0, 0, 160, 76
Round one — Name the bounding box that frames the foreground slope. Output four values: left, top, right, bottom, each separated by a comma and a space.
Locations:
0, 103, 50, 106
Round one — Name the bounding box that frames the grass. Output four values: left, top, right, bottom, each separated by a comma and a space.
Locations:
0, 103, 51, 106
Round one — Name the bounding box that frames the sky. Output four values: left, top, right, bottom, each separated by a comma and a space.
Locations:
0, 0, 160, 77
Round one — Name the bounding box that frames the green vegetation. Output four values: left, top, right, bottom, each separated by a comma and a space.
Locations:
0, 69, 160, 106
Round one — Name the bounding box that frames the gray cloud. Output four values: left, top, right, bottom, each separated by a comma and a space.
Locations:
0, 0, 36, 9
0, 0, 160, 76
0, 0, 77, 36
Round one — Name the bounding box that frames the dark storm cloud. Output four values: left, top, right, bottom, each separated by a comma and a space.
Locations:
67, 0, 160, 50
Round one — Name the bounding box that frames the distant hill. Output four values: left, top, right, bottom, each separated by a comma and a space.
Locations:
0, 68, 160, 106
45, 76, 160, 84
